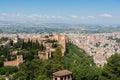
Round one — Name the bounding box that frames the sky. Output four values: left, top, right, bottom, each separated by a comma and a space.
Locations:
0, 0, 120, 24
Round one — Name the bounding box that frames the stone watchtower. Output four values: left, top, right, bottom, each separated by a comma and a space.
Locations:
16, 55, 23, 66
58, 35, 66, 56
13, 35, 18, 43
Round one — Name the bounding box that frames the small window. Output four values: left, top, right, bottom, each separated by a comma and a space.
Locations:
68, 75, 70, 79
65, 76, 66, 79
60, 77, 63, 80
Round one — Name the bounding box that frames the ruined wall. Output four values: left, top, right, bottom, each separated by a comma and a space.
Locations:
4, 55, 23, 66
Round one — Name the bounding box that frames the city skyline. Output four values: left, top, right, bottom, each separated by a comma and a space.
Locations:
0, 0, 120, 24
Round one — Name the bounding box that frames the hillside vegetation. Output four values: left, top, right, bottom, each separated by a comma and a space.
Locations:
64, 43, 101, 80
2, 42, 120, 80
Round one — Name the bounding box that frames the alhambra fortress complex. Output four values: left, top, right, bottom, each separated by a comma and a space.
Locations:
4, 34, 66, 66
1, 34, 72, 80
1, 32, 120, 67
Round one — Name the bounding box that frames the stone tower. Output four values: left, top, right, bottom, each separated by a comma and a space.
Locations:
58, 35, 66, 56
13, 34, 19, 43
16, 55, 23, 66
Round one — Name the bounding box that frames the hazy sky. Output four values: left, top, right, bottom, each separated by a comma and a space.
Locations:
0, 0, 120, 24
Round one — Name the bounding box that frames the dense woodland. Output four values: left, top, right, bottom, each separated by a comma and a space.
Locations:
0, 42, 120, 80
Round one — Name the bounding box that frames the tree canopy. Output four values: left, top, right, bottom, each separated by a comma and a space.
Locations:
63, 43, 101, 80
100, 54, 120, 80
2, 42, 120, 80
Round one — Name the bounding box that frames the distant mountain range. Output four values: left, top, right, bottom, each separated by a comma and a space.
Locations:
0, 21, 120, 34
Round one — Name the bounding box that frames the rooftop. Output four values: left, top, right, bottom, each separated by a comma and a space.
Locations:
53, 70, 72, 77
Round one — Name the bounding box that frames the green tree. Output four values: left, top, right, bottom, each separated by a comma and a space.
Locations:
12, 71, 27, 80
100, 54, 120, 80
0, 66, 18, 75
24, 52, 34, 61
2, 47, 10, 60
72, 66, 101, 80
0, 61, 3, 67
64, 43, 101, 80
12, 59, 46, 80
35, 75, 50, 80
52, 43, 58, 48
53, 47, 62, 61
13, 42, 21, 49
10, 40, 13, 46
0, 37, 8, 42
